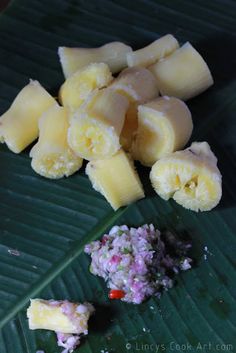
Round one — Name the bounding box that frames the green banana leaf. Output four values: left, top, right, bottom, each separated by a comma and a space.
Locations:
0, 1, 236, 352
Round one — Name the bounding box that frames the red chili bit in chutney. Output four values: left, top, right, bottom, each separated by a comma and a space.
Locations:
109, 289, 125, 300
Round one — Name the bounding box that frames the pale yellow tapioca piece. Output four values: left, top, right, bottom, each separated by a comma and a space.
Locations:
30, 105, 83, 179
59, 63, 113, 111
86, 149, 145, 210
0, 80, 56, 153
68, 88, 129, 160
132, 96, 193, 166
27, 299, 94, 334
149, 42, 213, 100
150, 142, 222, 211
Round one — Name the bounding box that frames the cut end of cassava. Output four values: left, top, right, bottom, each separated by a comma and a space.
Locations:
68, 116, 120, 161
67, 88, 129, 160
59, 63, 113, 111
150, 142, 222, 212
149, 42, 214, 101
173, 174, 222, 212
86, 149, 145, 210
30, 105, 82, 179
132, 96, 193, 166
127, 34, 179, 68
31, 149, 83, 179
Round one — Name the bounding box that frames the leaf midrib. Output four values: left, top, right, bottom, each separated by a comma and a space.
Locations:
0, 206, 128, 329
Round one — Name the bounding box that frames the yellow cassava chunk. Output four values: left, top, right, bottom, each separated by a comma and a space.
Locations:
68, 88, 129, 160
0, 80, 55, 153
86, 149, 145, 210
149, 42, 213, 100
59, 63, 113, 111
132, 96, 193, 166
150, 142, 222, 212
27, 298, 94, 334
30, 105, 82, 179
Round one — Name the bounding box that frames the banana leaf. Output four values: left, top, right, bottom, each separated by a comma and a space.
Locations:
0, 0, 236, 352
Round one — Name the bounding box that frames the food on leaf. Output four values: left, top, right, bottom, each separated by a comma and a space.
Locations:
85, 224, 192, 304
59, 63, 113, 111
85, 149, 144, 210
0, 80, 55, 153
30, 105, 83, 179
68, 88, 129, 160
150, 142, 222, 211
132, 96, 193, 166
149, 42, 213, 100
1, 34, 220, 211
27, 299, 94, 353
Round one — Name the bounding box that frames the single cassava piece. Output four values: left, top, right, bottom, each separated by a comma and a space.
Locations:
149, 42, 214, 100
27, 299, 94, 333
86, 149, 145, 210
132, 96, 193, 166
127, 34, 179, 68
30, 105, 83, 179
68, 88, 129, 160
0, 80, 55, 153
58, 41, 132, 78
150, 142, 222, 212
27, 299, 94, 352
59, 63, 113, 111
